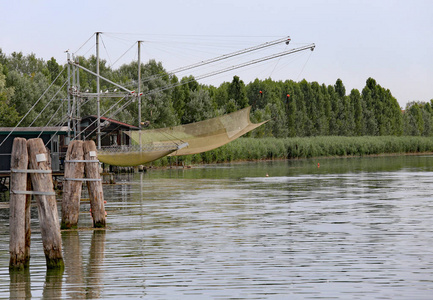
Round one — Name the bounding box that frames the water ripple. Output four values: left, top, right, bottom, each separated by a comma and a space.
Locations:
1, 157, 433, 299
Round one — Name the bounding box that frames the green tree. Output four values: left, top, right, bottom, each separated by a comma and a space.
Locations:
327, 84, 339, 135
267, 102, 288, 138
6, 71, 55, 126
183, 89, 214, 123
0, 64, 20, 126
333, 79, 355, 135
310, 82, 327, 135
361, 77, 402, 136
170, 75, 186, 122
46, 57, 62, 81
139, 60, 178, 127
350, 89, 364, 136
300, 79, 315, 136
250, 109, 267, 137
403, 102, 423, 136
294, 84, 308, 136
421, 102, 433, 136
227, 76, 248, 109
246, 79, 265, 109
283, 80, 297, 137
214, 82, 229, 110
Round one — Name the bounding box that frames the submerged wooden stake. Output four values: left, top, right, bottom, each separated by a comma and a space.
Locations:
61, 140, 84, 229
9, 138, 30, 270
83, 140, 106, 228
27, 138, 64, 269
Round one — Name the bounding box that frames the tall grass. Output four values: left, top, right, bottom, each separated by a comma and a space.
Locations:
148, 136, 433, 167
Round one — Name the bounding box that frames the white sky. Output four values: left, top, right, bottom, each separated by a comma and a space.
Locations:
1, 0, 432, 108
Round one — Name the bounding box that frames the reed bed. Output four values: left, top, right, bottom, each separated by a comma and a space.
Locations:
149, 136, 433, 167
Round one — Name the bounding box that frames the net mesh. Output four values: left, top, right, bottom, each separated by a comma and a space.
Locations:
97, 144, 179, 167
97, 107, 267, 166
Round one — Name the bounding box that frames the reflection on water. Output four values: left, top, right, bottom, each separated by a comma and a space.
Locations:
4, 230, 106, 299
61, 230, 105, 299
9, 268, 31, 299
0, 156, 433, 299
42, 268, 63, 299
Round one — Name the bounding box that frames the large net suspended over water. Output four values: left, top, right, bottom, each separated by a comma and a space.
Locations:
97, 107, 267, 166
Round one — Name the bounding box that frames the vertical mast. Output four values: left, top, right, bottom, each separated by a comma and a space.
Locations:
96, 32, 101, 149
71, 54, 77, 139
137, 41, 142, 146
76, 57, 81, 140
67, 51, 71, 142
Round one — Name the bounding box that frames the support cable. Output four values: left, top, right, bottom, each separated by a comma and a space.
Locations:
112, 42, 137, 67
0, 67, 66, 148
100, 35, 113, 67
82, 97, 132, 141
141, 36, 292, 85
61, 40, 315, 148
72, 94, 130, 142
74, 33, 96, 54
296, 49, 314, 81
29, 78, 69, 127
45, 93, 129, 147
100, 43, 316, 122
38, 99, 67, 139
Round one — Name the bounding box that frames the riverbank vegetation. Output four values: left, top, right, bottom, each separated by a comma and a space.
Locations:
0, 50, 432, 163
150, 136, 433, 167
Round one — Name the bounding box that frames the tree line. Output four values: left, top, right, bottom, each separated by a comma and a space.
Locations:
0, 49, 432, 137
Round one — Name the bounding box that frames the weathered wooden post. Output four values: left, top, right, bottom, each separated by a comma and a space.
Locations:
83, 140, 106, 228
61, 140, 85, 229
9, 137, 31, 270
27, 138, 64, 269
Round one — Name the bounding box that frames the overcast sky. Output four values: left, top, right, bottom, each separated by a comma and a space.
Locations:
1, 0, 432, 108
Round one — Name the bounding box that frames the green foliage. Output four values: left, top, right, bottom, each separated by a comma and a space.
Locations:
46, 57, 62, 81
6, 70, 65, 126
362, 77, 402, 136
403, 101, 433, 136
227, 76, 248, 109
0, 49, 427, 141
0, 64, 20, 126
147, 136, 433, 167
183, 88, 215, 123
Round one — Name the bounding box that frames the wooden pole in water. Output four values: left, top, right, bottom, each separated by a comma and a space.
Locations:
9, 137, 30, 270
61, 140, 84, 229
83, 140, 106, 228
27, 138, 64, 269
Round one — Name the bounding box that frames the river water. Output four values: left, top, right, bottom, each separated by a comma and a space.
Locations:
0, 155, 433, 299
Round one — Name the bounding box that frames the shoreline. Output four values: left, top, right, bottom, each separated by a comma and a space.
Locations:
107, 136, 433, 172
140, 150, 433, 171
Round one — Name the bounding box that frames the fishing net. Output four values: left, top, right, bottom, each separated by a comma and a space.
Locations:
97, 144, 180, 167
97, 107, 267, 166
